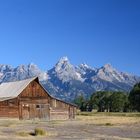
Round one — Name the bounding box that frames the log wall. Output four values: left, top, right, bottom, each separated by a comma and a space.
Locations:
0, 98, 19, 118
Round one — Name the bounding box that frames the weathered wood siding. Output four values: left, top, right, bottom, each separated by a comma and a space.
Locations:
50, 99, 69, 120
50, 98, 76, 120
0, 98, 19, 118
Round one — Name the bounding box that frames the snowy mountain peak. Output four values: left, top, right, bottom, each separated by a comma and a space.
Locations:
103, 63, 113, 69
28, 63, 38, 68
100, 63, 117, 73
96, 63, 127, 82
58, 56, 69, 63
55, 57, 72, 72
77, 63, 95, 75
15, 65, 27, 72
48, 57, 84, 83
80, 63, 91, 69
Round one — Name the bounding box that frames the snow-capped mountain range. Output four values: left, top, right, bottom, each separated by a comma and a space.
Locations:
0, 57, 140, 101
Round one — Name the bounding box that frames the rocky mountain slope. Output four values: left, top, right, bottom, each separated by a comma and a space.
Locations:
0, 57, 139, 101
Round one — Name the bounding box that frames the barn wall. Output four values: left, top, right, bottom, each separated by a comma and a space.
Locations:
50, 99, 69, 120
0, 98, 19, 118
49, 98, 76, 120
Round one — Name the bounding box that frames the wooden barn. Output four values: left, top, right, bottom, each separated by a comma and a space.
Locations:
0, 77, 77, 120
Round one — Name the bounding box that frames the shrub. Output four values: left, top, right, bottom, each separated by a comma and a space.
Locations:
105, 123, 113, 126
34, 128, 46, 136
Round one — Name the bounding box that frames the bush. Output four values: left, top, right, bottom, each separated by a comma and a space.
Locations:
34, 128, 46, 136
105, 123, 113, 126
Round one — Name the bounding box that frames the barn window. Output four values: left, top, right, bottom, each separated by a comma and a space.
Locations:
36, 105, 40, 108
36, 104, 44, 109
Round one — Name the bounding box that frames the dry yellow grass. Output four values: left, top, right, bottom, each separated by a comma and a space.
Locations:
76, 114, 140, 125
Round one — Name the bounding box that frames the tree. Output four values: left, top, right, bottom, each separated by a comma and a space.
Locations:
129, 83, 140, 112
74, 90, 131, 112
109, 92, 128, 112
73, 95, 87, 111
90, 91, 112, 112
123, 97, 131, 112
90, 91, 128, 112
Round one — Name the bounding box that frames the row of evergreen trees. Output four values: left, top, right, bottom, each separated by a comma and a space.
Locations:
74, 83, 140, 112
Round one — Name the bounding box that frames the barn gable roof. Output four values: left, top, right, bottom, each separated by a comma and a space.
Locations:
0, 77, 38, 101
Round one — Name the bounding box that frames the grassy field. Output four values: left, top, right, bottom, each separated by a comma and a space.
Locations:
0, 112, 139, 140
77, 111, 140, 117
77, 112, 140, 126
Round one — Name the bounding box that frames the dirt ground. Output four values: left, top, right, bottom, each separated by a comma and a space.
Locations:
0, 114, 140, 140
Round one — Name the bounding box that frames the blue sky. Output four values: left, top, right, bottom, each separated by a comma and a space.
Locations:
0, 0, 140, 75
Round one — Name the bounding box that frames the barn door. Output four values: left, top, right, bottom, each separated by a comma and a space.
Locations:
22, 105, 30, 119
36, 104, 50, 120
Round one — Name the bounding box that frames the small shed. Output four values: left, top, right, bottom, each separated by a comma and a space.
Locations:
0, 77, 77, 120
